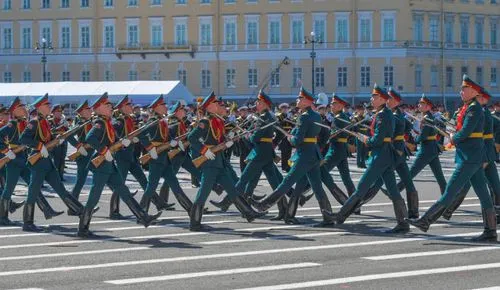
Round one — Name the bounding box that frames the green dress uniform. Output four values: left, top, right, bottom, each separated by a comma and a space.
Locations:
493, 107, 500, 162
407, 75, 496, 242
276, 107, 293, 172
252, 87, 335, 227
20, 95, 84, 232
77, 94, 160, 238
138, 97, 193, 214
331, 85, 410, 233
352, 110, 370, 168
187, 91, 265, 231
49, 106, 69, 181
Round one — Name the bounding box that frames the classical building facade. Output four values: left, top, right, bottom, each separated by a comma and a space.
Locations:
0, 0, 499, 106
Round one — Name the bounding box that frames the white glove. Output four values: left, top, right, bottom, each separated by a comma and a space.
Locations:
6, 150, 16, 160
204, 149, 216, 160
104, 149, 113, 162
40, 145, 49, 158
179, 141, 186, 151
57, 137, 64, 145
149, 147, 158, 160
227, 131, 235, 139
78, 146, 88, 157
132, 137, 139, 143
121, 138, 131, 148
169, 140, 178, 148
225, 141, 234, 148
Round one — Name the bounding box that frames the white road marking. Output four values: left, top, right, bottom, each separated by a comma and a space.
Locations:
363, 246, 500, 260
200, 232, 345, 245
104, 262, 321, 285
235, 262, 500, 290
0, 247, 151, 261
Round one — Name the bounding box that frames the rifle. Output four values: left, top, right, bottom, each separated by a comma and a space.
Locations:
167, 141, 190, 160
28, 120, 92, 165
192, 121, 277, 168
0, 145, 27, 169
139, 131, 190, 165
405, 112, 452, 138
91, 119, 159, 168
68, 144, 93, 161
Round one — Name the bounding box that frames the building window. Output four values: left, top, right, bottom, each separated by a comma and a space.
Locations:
176, 0, 186, 3
81, 70, 90, 81
151, 0, 161, 5
415, 65, 422, 88
61, 0, 69, 8
246, 20, 257, 45
104, 0, 113, 7
382, 16, 395, 42
200, 0, 211, 3
104, 70, 114, 81
128, 70, 137, 81
3, 72, 12, 83
292, 67, 302, 88
336, 16, 348, 43
361, 66, 370, 87
201, 69, 211, 89
43, 71, 51, 82
270, 70, 280, 87
41, 26, 51, 43
413, 14, 424, 43
42, 0, 50, 8
23, 0, 31, 9
151, 24, 162, 47
290, 16, 304, 45
460, 16, 469, 46
446, 66, 453, 87
491, 67, 497, 87
62, 71, 70, 81
445, 17, 454, 44
248, 68, 257, 87
315, 67, 325, 87
313, 16, 326, 43
337, 67, 347, 88
268, 16, 281, 47
177, 69, 186, 85
3, 0, 11, 10
2, 27, 12, 49
128, 0, 137, 5
61, 26, 70, 48
461, 66, 468, 76
360, 18, 371, 42
152, 70, 161, 80
23, 71, 31, 82
22, 27, 31, 49
127, 24, 138, 47
80, 25, 90, 48
475, 18, 484, 46
476, 67, 483, 85
225, 68, 236, 88
175, 21, 187, 46
104, 25, 114, 48
431, 65, 439, 87
224, 17, 237, 48
225, 0, 235, 3
491, 20, 497, 46
384, 66, 394, 87
200, 22, 212, 47
429, 16, 440, 44
81, 0, 89, 7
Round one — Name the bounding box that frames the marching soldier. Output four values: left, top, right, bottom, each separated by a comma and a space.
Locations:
188, 91, 266, 231
352, 104, 370, 168
327, 84, 410, 233
407, 75, 497, 242
494, 101, 500, 162
20, 94, 84, 232
251, 87, 336, 227
276, 103, 293, 172
77, 93, 161, 238
399, 95, 447, 195
49, 104, 69, 181
235, 106, 251, 172
0, 107, 9, 189
137, 96, 193, 214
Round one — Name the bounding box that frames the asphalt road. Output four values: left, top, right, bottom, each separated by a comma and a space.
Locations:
0, 150, 499, 290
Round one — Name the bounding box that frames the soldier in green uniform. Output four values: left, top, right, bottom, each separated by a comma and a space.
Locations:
327, 84, 410, 233
494, 102, 500, 163
407, 75, 497, 242
20, 94, 85, 232
77, 93, 161, 238
66, 100, 94, 215
441, 89, 500, 221
276, 103, 293, 172
49, 104, 69, 181
137, 96, 193, 214
188, 91, 266, 231
359, 88, 420, 218
398, 95, 447, 195
352, 104, 370, 168
251, 87, 335, 227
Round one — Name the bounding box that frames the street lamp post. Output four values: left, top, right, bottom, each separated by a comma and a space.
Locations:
35, 38, 53, 82
304, 31, 321, 97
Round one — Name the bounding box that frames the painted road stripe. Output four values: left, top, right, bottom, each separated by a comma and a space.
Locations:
0, 230, 494, 277
104, 263, 320, 285
363, 246, 500, 260
421, 203, 480, 210
200, 232, 346, 245
235, 262, 500, 290
0, 247, 151, 262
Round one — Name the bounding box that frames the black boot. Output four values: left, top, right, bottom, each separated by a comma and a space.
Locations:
397, 181, 405, 193
171, 190, 193, 213
213, 184, 224, 196
0, 198, 12, 226
270, 196, 288, 221
210, 195, 232, 212
233, 196, 267, 222
284, 194, 301, 224
109, 191, 124, 220
37, 195, 64, 219
139, 195, 151, 213
385, 199, 410, 234
250, 190, 287, 212
251, 193, 267, 201
361, 186, 379, 207
350, 190, 361, 215
189, 203, 205, 231
327, 183, 348, 205
22, 203, 44, 232
8, 199, 24, 214
405, 202, 446, 232
442, 187, 468, 220
61, 194, 84, 216
313, 198, 336, 227
406, 191, 420, 219
151, 192, 175, 211
334, 195, 363, 225
159, 184, 170, 204
77, 207, 95, 238
471, 208, 497, 243
125, 198, 161, 228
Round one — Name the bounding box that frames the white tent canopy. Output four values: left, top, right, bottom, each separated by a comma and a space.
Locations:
0, 81, 194, 107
